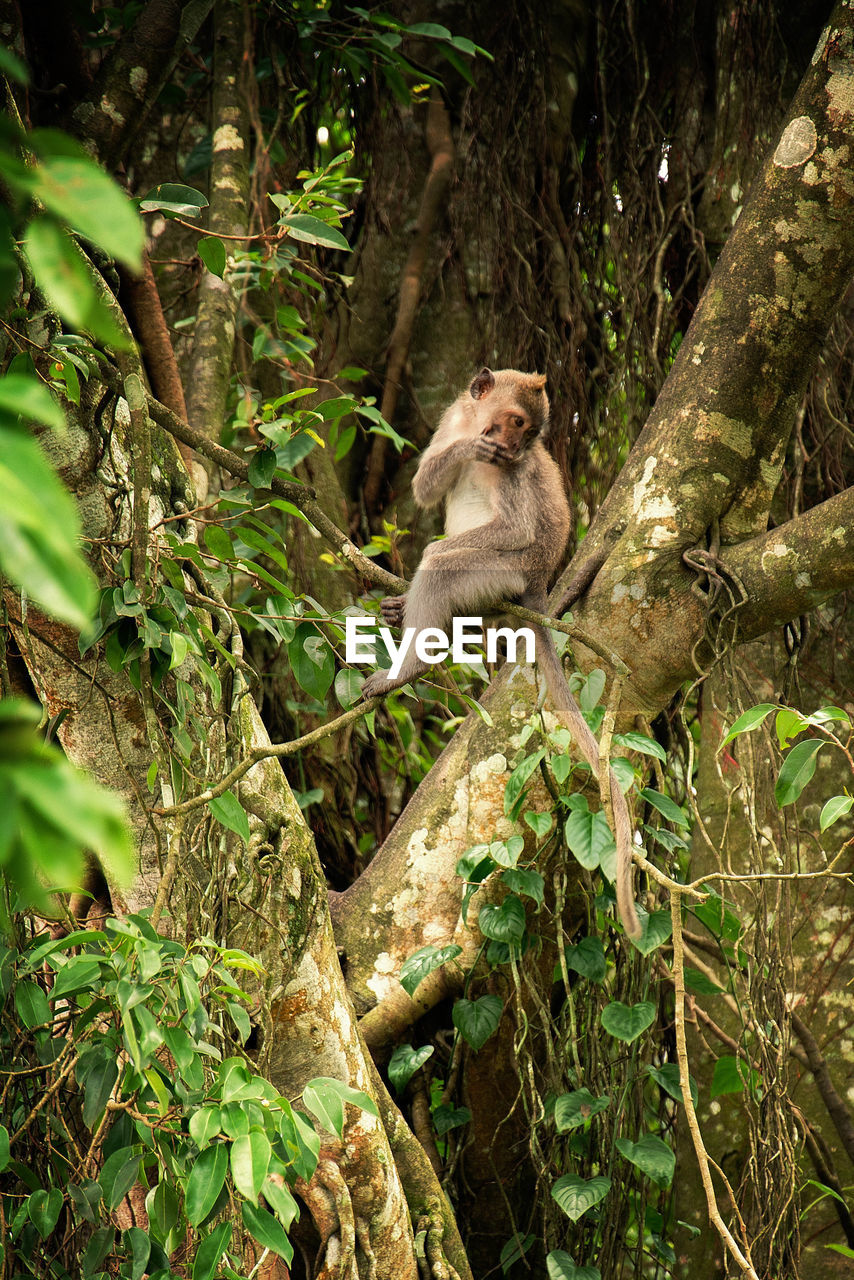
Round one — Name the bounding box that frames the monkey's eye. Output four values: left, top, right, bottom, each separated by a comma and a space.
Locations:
514, 415, 525, 429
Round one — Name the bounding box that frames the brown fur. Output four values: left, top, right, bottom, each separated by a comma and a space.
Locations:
362, 369, 640, 939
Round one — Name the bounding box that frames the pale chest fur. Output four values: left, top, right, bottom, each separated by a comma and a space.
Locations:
444, 461, 497, 537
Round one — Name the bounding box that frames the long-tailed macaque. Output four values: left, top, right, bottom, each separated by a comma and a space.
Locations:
361, 368, 641, 939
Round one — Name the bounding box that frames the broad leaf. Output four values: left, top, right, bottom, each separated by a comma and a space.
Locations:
185, 1142, 228, 1226
242, 1200, 294, 1263
615, 1133, 675, 1187
388, 1043, 434, 1093
453, 994, 503, 1051
719, 703, 775, 748
600, 1000, 656, 1043
775, 739, 824, 806
554, 1089, 610, 1132
0, 421, 98, 627
820, 794, 853, 831
208, 790, 250, 845
399, 944, 462, 998
478, 895, 526, 944
197, 235, 227, 278
192, 1221, 231, 1280
230, 1129, 271, 1204
547, 1252, 600, 1280
551, 1174, 611, 1222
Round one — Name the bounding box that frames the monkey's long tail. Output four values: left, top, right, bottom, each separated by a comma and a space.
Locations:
534, 626, 643, 941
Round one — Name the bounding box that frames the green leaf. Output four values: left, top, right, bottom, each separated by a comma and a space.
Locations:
501, 867, 544, 906
303, 1077, 378, 1134
80, 1050, 118, 1127
0, 421, 98, 628
692, 890, 742, 941
399, 944, 462, 998
646, 1062, 699, 1107
615, 1133, 675, 1187
0, 374, 65, 430
242, 1200, 294, 1263
0, 44, 29, 83
524, 810, 553, 837
710, 1055, 758, 1098
139, 182, 209, 218
405, 21, 453, 38
600, 1000, 656, 1043
388, 1043, 434, 1093
631, 909, 672, 955
551, 1174, 611, 1222
565, 806, 615, 871
638, 787, 689, 827
719, 703, 776, 748
775, 739, 824, 806
192, 1221, 231, 1280
208, 790, 250, 845
775, 706, 808, 748
432, 1104, 471, 1135
478, 894, 526, 944
559, 936, 607, 983
613, 730, 666, 762
15, 979, 51, 1028
81, 1225, 114, 1276
279, 1103, 320, 1182
124, 1225, 151, 1280
547, 1251, 601, 1280
203, 523, 235, 561
554, 1089, 610, 1132
99, 1147, 141, 1210
499, 1232, 536, 1273
684, 967, 725, 995
230, 1129, 271, 1204
288, 622, 335, 700
185, 1142, 228, 1226
504, 748, 545, 816
452, 994, 503, 1051
248, 446, 277, 488
280, 212, 350, 251
578, 668, 606, 713
262, 1176, 300, 1230
197, 235, 227, 277
0, 1124, 9, 1173
32, 155, 143, 268
820, 794, 853, 831
27, 1187, 63, 1238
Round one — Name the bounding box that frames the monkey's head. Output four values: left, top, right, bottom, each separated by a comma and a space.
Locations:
469, 367, 549, 456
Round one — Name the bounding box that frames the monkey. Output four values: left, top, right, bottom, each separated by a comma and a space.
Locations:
360, 368, 641, 940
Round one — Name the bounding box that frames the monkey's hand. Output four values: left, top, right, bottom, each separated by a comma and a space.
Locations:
471, 436, 517, 466
379, 595, 406, 628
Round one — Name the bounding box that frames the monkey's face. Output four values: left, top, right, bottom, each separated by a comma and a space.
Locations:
480, 409, 539, 456
469, 367, 549, 456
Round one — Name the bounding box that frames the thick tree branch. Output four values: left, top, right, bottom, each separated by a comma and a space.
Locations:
720, 485, 854, 638
184, 0, 250, 463
583, 5, 854, 562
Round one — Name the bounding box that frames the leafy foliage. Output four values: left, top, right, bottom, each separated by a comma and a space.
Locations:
0, 917, 373, 1278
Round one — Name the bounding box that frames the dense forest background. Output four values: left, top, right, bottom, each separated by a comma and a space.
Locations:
1, 1, 854, 1278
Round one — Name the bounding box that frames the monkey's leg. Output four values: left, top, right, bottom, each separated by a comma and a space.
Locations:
361, 545, 527, 697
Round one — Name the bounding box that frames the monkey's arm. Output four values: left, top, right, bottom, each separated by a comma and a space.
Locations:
412, 437, 481, 507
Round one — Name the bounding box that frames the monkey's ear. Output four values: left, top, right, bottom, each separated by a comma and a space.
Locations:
531, 374, 547, 391
470, 368, 495, 400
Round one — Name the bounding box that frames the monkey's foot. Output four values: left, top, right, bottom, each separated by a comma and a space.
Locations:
361, 670, 397, 699
379, 595, 406, 627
